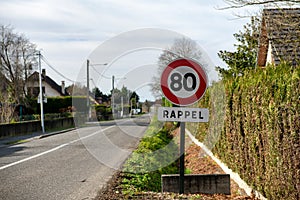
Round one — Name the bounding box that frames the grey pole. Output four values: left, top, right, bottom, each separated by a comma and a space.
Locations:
87, 59, 90, 122
38, 51, 45, 133
179, 121, 185, 194
112, 75, 115, 117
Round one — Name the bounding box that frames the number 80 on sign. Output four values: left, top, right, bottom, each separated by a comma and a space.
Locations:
160, 58, 208, 106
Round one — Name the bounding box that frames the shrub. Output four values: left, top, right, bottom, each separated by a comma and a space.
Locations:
28, 96, 87, 114
94, 104, 112, 120
121, 117, 179, 194
194, 64, 299, 199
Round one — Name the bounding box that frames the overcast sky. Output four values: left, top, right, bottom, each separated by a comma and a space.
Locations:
0, 0, 258, 101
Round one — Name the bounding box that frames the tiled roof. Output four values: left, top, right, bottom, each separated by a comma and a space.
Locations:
260, 8, 300, 66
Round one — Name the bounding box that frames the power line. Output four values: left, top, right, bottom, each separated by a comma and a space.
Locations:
40, 55, 80, 83
90, 64, 111, 79
90, 78, 97, 88
90, 64, 125, 81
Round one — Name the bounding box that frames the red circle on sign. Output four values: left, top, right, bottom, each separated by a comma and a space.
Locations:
160, 58, 208, 106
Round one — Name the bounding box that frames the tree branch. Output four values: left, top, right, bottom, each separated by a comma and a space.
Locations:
219, 0, 300, 10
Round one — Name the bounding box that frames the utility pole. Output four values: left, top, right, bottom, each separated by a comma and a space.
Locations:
121, 96, 123, 118
112, 75, 115, 116
87, 59, 90, 122
38, 51, 45, 133
86, 61, 107, 121
112, 75, 115, 90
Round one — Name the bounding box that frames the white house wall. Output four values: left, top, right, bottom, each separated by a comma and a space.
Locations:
266, 41, 274, 65
26, 81, 61, 97
44, 83, 61, 97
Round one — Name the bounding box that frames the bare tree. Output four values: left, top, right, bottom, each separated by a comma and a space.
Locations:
0, 25, 37, 123
0, 25, 37, 104
221, 0, 300, 9
151, 37, 208, 98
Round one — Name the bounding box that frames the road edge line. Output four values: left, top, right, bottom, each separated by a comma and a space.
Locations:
0, 126, 115, 171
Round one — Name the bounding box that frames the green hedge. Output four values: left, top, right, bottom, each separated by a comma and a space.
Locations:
29, 96, 87, 114
194, 64, 299, 199
94, 104, 112, 120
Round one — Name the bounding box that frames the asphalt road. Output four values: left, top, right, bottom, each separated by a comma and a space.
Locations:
0, 115, 150, 200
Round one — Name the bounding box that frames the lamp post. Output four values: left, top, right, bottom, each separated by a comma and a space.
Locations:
86, 61, 126, 119
86, 59, 90, 122
111, 76, 127, 118
86, 60, 108, 121
112, 75, 115, 116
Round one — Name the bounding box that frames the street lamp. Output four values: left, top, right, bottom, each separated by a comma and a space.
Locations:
86, 60, 108, 121
86, 62, 127, 119
111, 76, 127, 118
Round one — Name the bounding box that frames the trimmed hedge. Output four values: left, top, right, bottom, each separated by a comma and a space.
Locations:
94, 104, 112, 120
194, 64, 299, 199
29, 96, 87, 114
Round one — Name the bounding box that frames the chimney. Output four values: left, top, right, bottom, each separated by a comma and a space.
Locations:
42, 69, 46, 77
61, 81, 65, 95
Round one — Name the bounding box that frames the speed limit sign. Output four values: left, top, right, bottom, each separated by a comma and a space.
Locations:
160, 58, 208, 106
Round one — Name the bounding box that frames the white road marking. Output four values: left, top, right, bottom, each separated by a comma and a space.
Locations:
0, 126, 115, 171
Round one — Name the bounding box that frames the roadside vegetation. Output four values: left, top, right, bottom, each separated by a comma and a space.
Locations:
195, 63, 299, 200
188, 11, 300, 199
121, 116, 179, 196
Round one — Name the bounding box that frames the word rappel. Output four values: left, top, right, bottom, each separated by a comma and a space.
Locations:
163, 110, 203, 119
157, 107, 209, 123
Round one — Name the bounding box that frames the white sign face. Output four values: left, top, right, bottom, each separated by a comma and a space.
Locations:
167, 66, 200, 99
160, 58, 208, 106
157, 107, 209, 122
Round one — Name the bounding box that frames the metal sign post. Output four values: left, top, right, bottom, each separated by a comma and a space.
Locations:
179, 121, 185, 194
159, 58, 208, 194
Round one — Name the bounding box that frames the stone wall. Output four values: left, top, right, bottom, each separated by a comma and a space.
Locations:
0, 117, 74, 138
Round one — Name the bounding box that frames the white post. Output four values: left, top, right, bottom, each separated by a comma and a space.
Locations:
121, 96, 123, 118
38, 51, 45, 133
112, 75, 115, 117
87, 59, 90, 122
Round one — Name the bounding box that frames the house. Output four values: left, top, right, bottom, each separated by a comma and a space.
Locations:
257, 8, 300, 67
26, 69, 68, 98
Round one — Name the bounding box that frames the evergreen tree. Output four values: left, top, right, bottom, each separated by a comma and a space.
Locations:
216, 17, 260, 78
92, 87, 102, 98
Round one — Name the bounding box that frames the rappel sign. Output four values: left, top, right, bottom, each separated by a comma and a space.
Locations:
158, 107, 209, 123
158, 58, 209, 194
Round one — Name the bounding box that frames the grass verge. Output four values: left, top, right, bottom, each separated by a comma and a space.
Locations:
121, 117, 179, 197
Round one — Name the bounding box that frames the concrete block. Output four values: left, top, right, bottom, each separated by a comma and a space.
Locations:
161, 174, 230, 195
